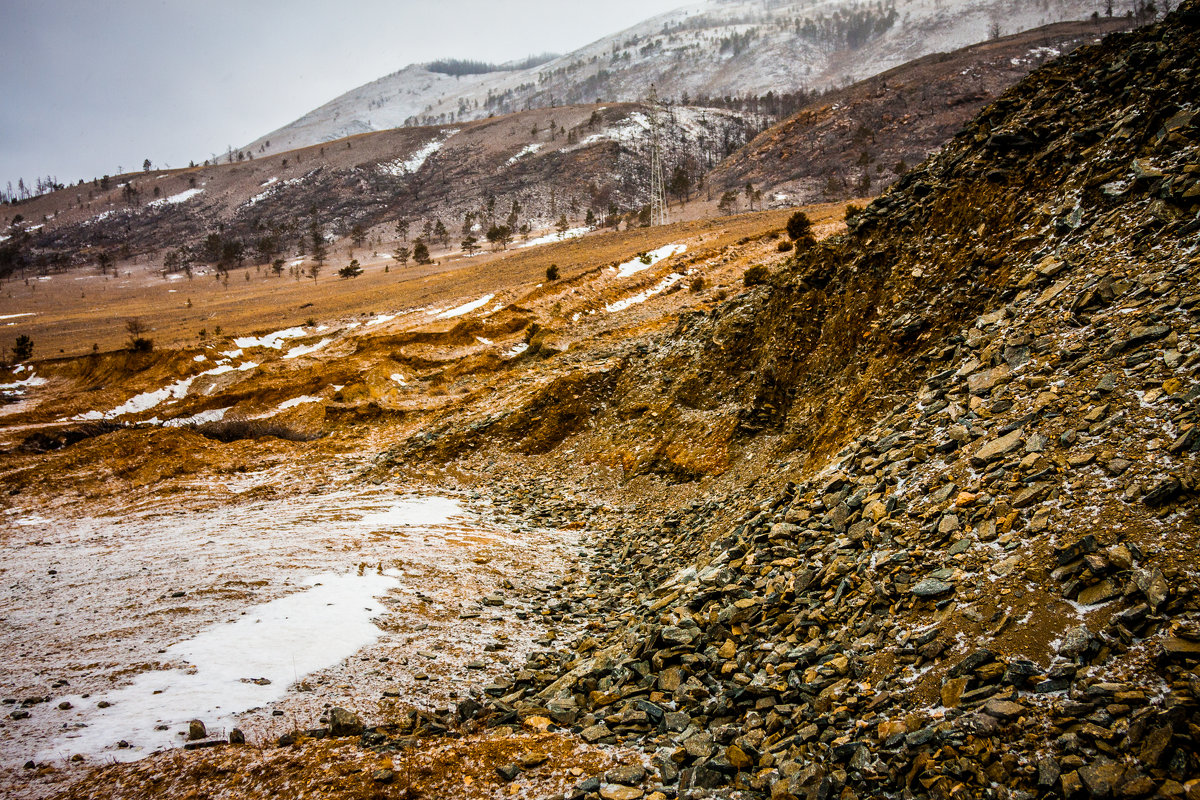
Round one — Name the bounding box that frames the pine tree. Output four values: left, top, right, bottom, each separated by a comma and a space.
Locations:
310, 222, 327, 272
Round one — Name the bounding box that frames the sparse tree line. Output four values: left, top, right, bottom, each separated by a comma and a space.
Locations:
1, 177, 65, 204
787, 1, 898, 49
425, 54, 557, 78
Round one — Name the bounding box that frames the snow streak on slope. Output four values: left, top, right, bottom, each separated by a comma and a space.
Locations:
377, 133, 451, 176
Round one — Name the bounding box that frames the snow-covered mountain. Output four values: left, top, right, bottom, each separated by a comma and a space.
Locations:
247, 0, 1118, 157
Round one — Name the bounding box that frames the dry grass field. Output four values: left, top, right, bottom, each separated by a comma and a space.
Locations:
0, 203, 853, 361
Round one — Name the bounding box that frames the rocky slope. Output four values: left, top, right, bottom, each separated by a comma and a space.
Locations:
245, 0, 1125, 157
710, 17, 1133, 205
399, 4, 1200, 799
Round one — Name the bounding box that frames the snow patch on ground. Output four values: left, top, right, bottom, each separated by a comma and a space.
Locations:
85, 209, 120, 225
1, 488, 582, 770
245, 172, 313, 207
148, 188, 204, 208
41, 571, 397, 763
366, 314, 397, 326
358, 496, 467, 529
74, 376, 198, 420
0, 374, 46, 388
0, 313, 35, 321
378, 134, 450, 176
234, 327, 309, 350
606, 273, 685, 313
505, 143, 544, 166
521, 227, 590, 248
615, 244, 687, 278
436, 294, 494, 319
70, 358, 257, 420
283, 338, 332, 360
159, 407, 230, 428
278, 395, 322, 410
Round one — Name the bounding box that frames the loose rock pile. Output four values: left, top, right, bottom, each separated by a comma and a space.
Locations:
439, 5, 1200, 799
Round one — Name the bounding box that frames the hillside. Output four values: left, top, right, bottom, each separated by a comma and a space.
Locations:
244, 0, 1127, 157
1, 103, 759, 297
0, 3, 1198, 800
711, 16, 1133, 204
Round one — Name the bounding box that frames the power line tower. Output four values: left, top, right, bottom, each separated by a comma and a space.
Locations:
647, 85, 668, 227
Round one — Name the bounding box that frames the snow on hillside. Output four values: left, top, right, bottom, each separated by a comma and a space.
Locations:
378, 133, 452, 176
245, 0, 1119, 157
147, 188, 204, 207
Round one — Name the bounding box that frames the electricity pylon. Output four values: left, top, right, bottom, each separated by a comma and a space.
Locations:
647, 85, 668, 227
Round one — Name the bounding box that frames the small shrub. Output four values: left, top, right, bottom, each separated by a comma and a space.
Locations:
690, 276, 705, 293
786, 211, 814, 242
12, 334, 33, 362
546, 264, 560, 281
777, 240, 793, 252
844, 203, 863, 221
743, 265, 770, 286
130, 337, 154, 353
305, 318, 316, 327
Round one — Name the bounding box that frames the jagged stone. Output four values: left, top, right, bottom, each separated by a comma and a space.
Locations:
912, 578, 954, 597
970, 428, 1024, 467
600, 786, 644, 800
1162, 637, 1200, 660
1078, 760, 1124, 797
328, 707, 363, 737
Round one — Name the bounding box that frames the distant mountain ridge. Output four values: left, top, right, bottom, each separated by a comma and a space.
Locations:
711, 16, 1135, 206
245, 0, 1127, 157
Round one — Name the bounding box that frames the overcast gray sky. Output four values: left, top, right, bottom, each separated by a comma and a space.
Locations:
1, 0, 687, 189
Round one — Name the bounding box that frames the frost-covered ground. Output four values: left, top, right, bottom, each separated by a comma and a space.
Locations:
0, 477, 580, 787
